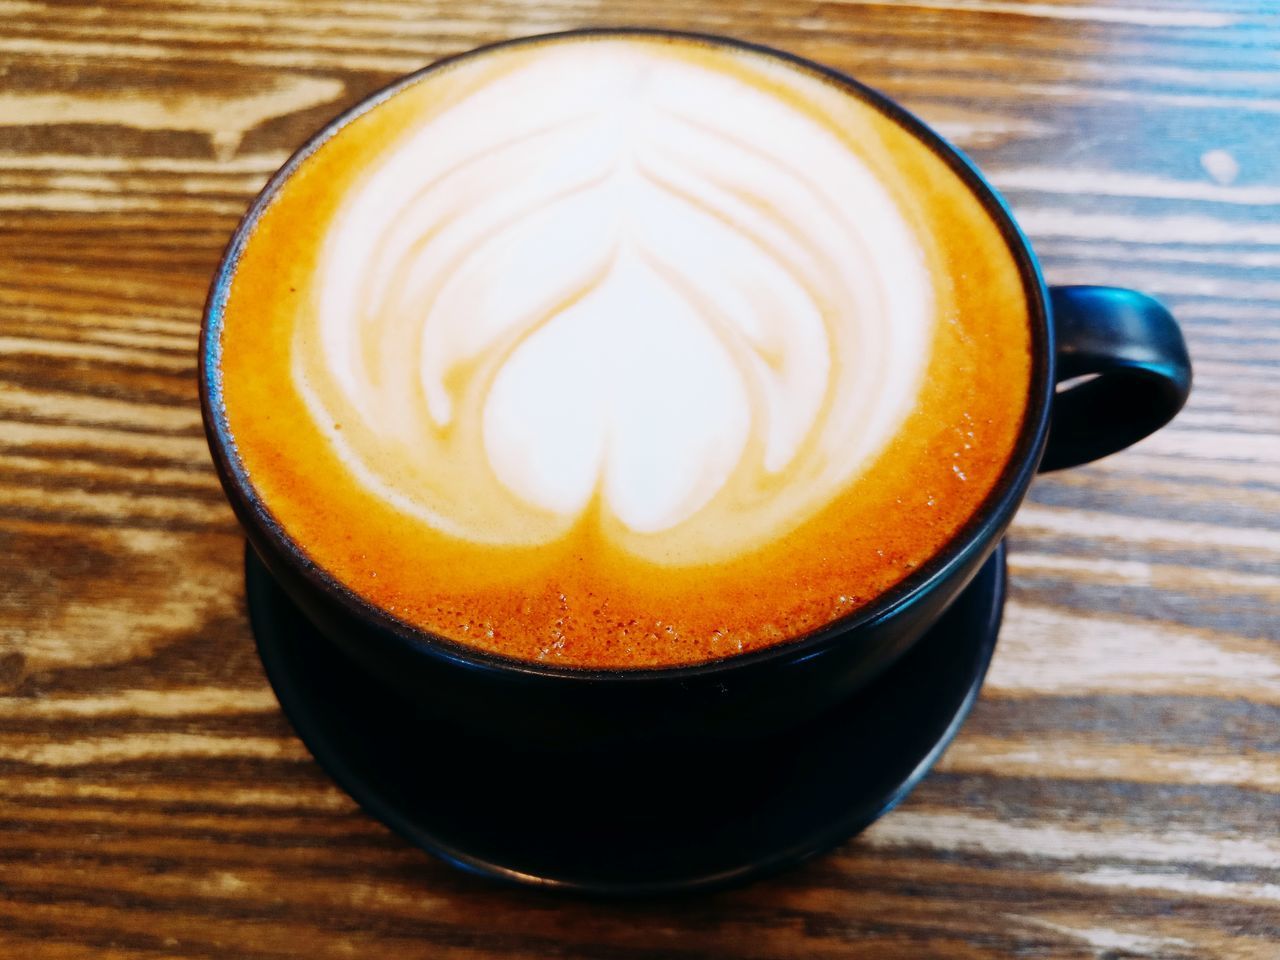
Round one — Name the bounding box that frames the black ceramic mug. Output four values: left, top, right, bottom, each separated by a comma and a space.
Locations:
200, 29, 1191, 753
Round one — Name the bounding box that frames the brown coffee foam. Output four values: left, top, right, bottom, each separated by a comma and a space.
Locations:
217, 36, 1030, 668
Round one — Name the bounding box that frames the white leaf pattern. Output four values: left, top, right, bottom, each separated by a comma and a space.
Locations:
292, 41, 934, 563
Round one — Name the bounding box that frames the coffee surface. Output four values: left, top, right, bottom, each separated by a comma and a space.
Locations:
214, 34, 1032, 668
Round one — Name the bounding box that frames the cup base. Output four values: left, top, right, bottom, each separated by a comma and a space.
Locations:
246, 542, 1006, 896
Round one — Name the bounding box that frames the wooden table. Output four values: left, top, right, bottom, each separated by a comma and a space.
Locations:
2, 1, 1277, 956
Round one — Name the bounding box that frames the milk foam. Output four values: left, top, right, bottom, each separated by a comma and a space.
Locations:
293, 40, 934, 562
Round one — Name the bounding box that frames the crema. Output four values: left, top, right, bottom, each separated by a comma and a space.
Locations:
213, 34, 1031, 667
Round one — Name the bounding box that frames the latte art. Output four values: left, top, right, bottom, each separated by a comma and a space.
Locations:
215, 34, 1032, 667
296, 46, 932, 561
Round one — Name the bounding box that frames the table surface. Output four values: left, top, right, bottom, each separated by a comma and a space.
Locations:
2, 0, 1278, 956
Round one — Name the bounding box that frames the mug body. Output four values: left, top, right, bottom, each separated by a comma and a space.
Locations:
202, 28, 1056, 749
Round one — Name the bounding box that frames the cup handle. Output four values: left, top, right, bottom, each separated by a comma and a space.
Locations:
1039, 285, 1192, 472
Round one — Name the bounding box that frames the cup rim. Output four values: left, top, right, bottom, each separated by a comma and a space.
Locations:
200, 26, 1053, 684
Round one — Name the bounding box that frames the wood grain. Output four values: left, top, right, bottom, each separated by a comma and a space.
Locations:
1, 0, 1277, 956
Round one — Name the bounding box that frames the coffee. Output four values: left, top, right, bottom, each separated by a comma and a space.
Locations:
213, 34, 1031, 668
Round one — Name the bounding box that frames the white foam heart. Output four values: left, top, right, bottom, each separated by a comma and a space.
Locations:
292, 39, 934, 561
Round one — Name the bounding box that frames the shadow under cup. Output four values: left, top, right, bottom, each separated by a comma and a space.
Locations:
199, 29, 1192, 753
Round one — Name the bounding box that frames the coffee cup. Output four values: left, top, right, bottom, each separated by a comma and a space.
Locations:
200, 29, 1190, 750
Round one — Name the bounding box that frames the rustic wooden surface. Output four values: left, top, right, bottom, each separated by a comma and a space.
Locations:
2, 0, 1278, 956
